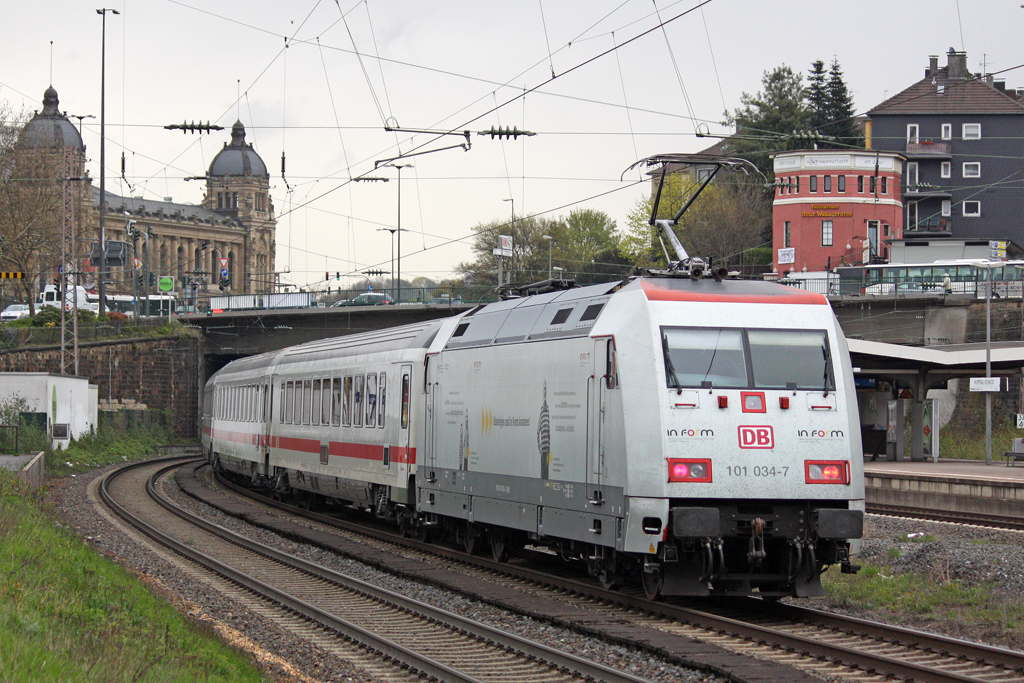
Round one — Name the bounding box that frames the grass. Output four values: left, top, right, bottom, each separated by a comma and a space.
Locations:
821, 559, 1024, 646
0, 471, 270, 683
46, 419, 175, 477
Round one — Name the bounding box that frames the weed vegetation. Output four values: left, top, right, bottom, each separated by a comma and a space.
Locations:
46, 417, 175, 477
0, 471, 268, 683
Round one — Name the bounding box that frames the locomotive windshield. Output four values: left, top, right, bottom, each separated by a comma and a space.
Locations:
661, 327, 835, 391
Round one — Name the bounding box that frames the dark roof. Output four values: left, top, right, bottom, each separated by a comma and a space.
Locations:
19, 86, 85, 151
93, 187, 237, 225
869, 68, 1024, 116
208, 121, 268, 177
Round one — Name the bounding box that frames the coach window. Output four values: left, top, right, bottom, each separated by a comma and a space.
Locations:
342, 376, 353, 426
353, 375, 365, 427
293, 381, 302, 424
366, 373, 378, 427
311, 380, 321, 426
332, 378, 342, 426
401, 373, 411, 429
321, 378, 332, 426
286, 381, 296, 424
378, 374, 386, 428
302, 379, 312, 425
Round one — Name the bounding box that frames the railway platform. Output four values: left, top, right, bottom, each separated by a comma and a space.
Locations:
864, 457, 1024, 521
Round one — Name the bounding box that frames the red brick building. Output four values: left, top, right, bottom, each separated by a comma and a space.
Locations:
771, 150, 904, 273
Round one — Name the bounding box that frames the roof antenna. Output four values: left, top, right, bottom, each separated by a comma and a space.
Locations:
49, 41, 53, 85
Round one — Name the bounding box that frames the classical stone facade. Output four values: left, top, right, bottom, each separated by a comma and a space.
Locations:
18, 87, 276, 302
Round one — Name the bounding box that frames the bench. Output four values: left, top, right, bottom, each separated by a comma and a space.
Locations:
1004, 438, 1024, 467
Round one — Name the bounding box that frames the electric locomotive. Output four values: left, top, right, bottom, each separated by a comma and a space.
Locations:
202, 154, 863, 599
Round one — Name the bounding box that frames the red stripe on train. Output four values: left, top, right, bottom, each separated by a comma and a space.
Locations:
211, 427, 415, 464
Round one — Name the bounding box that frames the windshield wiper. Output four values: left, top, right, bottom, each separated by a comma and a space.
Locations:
821, 344, 832, 397
662, 335, 682, 390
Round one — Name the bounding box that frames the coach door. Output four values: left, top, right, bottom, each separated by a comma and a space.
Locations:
400, 364, 414, 472
587, 337, 617, 503
262, 377, 274, 475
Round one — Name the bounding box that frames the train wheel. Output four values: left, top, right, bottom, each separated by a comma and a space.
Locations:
642, 564, 664, 601
463, 523, 480, 556
490, 532, 509, 563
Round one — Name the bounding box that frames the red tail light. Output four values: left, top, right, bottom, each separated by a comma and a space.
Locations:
667, 458, 712, 483
805, 460, 849, 484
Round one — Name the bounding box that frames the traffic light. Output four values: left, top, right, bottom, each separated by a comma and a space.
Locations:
149, 273, 157, 286
219, 276, 229, 291
52, 278, 61, 295
136, 274, 144, 289
336, 272, 341, 280
325, 272, 330, 282
200, 240, 208, 251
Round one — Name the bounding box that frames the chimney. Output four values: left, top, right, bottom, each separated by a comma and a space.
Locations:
927, 55, 939, 77
994, 80, 1006, 92
947, 49, 968, 79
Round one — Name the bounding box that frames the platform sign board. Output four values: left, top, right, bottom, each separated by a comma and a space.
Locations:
777, 247, 795, 265
1017, 413, 1024, 429
492, 248, 512, 258
990, 240, 1007, 259
969, 377, 1001, 392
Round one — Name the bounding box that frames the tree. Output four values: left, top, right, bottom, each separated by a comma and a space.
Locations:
807, 60, 828, 131
825, 58, 862, 148
456, 208, 624, 286
726, 65, 809, 177
0, 102, 64, 315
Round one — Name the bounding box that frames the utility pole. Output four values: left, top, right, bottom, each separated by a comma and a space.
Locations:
96, 8, 119, 316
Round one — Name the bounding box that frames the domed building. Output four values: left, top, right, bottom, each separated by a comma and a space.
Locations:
19, 86, 86, 159
82, 119, 277, 299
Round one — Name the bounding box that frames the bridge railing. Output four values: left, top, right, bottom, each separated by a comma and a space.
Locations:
777, 274, 1024, 299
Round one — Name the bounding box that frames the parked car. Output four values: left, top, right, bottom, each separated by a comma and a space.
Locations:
0, 304, 30, 322
331, 292, 395, 307
426, 295, 464, 305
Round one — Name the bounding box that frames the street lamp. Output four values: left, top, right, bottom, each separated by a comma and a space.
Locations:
543, 235, 553, 279
376, 227, 403, 299
96, 8, 120, 316
380, 163, 412, 302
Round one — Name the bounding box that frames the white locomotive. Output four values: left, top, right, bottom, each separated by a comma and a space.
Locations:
202, 156, 864, 599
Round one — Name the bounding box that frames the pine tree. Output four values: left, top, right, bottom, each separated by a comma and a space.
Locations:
825, 58, 862, 149
807, 60, 828, 131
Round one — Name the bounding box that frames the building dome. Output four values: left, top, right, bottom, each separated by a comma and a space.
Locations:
19, 86, 85, 151
208, 121, 268, 177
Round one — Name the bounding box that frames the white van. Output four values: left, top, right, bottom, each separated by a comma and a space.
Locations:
38, 285, 99, 312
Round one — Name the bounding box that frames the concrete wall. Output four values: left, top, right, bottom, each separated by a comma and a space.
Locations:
0, 373, 97, 448
0, 336, 201, 439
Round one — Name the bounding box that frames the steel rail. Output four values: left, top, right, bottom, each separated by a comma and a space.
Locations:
105, 458, 655, 683
866, 502, 1024, 531
207, 468, 1024, 683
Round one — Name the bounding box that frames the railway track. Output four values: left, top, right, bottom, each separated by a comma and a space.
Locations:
98, 456, 659, 683
865, 502, 1024, 531
193, 463, 1024, 683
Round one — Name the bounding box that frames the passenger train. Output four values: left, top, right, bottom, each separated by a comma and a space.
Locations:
202, 155, 864, 599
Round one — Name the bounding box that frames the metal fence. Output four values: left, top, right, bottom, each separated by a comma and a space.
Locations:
778, 274, 1024, 299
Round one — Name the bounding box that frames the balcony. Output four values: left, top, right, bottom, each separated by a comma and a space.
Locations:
905, 140, 952, 159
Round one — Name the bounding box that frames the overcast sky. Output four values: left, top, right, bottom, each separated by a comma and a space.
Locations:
2, 0, 1019, 290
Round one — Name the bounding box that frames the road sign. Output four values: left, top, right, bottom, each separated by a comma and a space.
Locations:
0, 272, 24, 279
220, 267, 229, 279
492, 248, 512, 258
1017, 413, 1024, 429
158, 276, 174, 292
499, 235, 513, 251
218, 257, 229, 269
133, 257, 142, 270
969, 377, 1001, 392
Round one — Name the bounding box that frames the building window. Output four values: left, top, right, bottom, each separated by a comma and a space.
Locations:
823, 175, 831, 193
784, 221, 791, 248
941, 123, 952, 140
963, 201, 981, 216
809, 176, 818, 193
941, 200, 951, 216
963, 162, 981, 178
837, 175, 846, 193
907, 123, 919, 143
217, 193, 223, 209
882, 177, 888, 194
821, 220, 833, 247
962, 123, 981, 139
857, 176, 864, 193
233, 192, 239, 209
941, 161, 951, 178
870, 176, 877, 194
795, 176, 800, 193
906, 162, 918, 188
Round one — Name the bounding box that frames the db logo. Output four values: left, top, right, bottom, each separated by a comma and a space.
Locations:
738, 425, 774, 449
